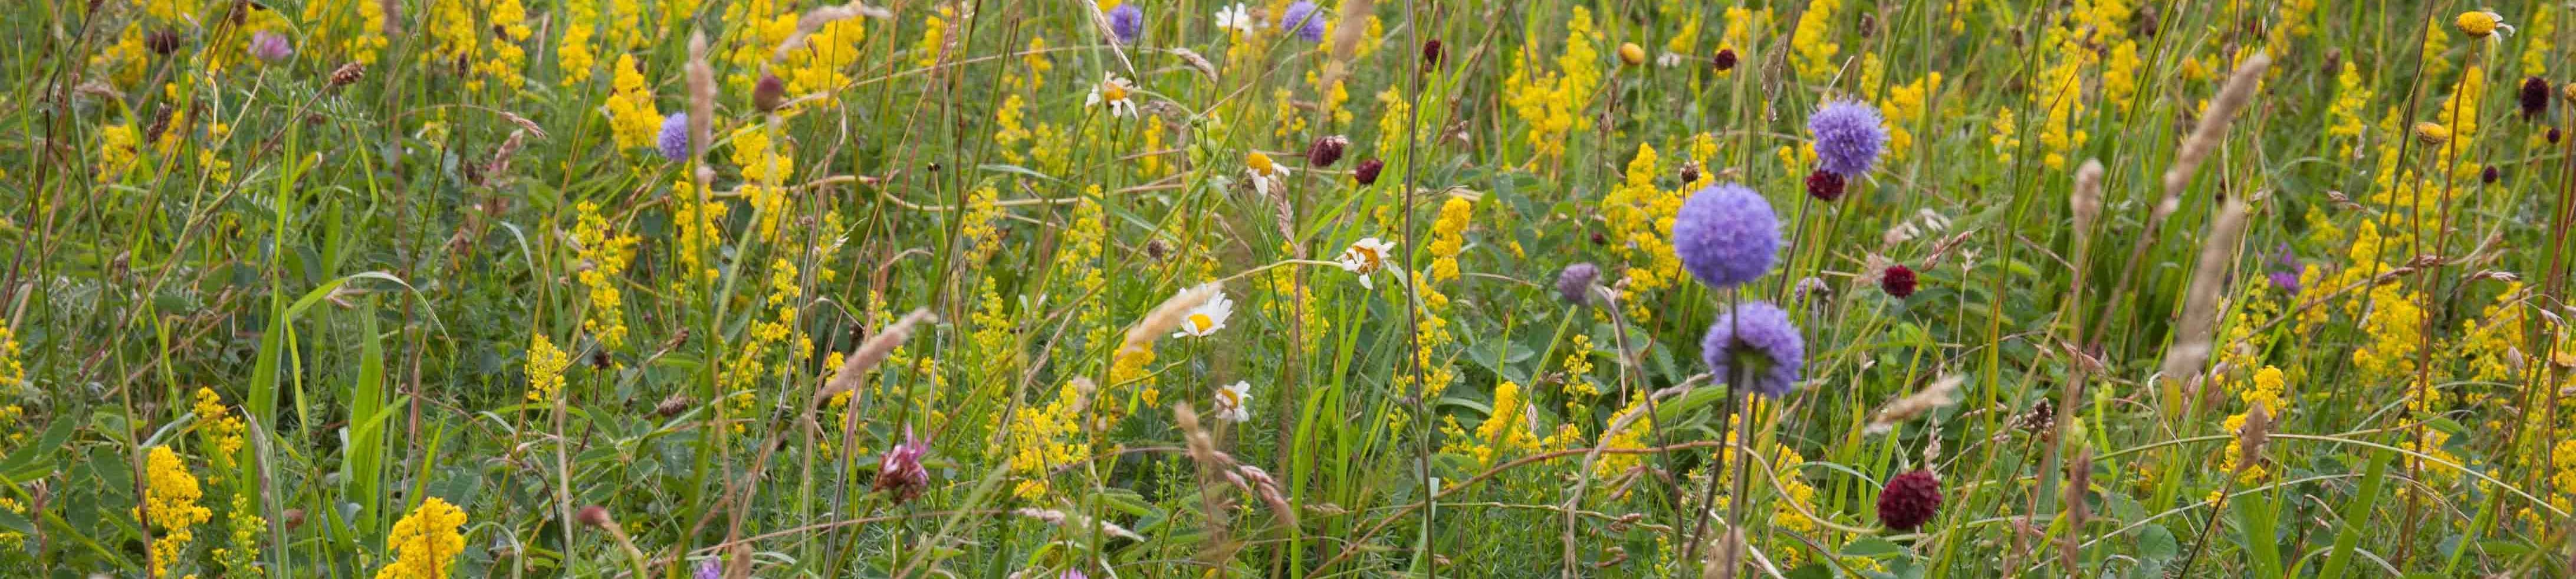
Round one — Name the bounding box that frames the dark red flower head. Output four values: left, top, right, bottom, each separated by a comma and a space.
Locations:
2552, 127, 2565, 145
1422, 40, 1444, 68
1307, 135, 1349, 168
754, 73, 787, 112
2523, 77, 2552, 120
1805, 169, 1846, 202
1353, 158, 1385, 186
1880, 264, 1917, 298
873, 426, 931, 504
1713, 48, 1739, 71
1877, 469, 1944, 531
2482, 165, 2500, 185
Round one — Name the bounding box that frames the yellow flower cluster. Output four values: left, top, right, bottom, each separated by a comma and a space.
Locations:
1719, 6, 1773, 75
192, 388, 245, 470
1789, 0, 1841, 84
670, 180, 727, 288
2455, 283, 2528, 384
574, 202, 639, 349
1560, 334, 1598, 398
2523, 9, 2556, 77
730, 125, 795, 243
970, 283, 1016, 374
0, 323, 23, 391
1501, 7, 1602, 163
1599, 143, 1686, 323
2032, 28, 2095, 169
301, 0, 392, 66
1592, 394, 1653, 480
96, 122, 142, 184
777, 12, 867, 104
426, 0, 532, 93
606, 54, 663, 153
1427, 197, 1472, 283
376, 498, 467, 579
2327, 61, 2372, 140
1467, 381, 1536, 466
526, 333, 570, 404
1880, 73, 1942, 163
2218, 367, 2288, 482
961, 185, 1004, 264
915, 4, 955, 68
2433, 64, 2487, 179
143, 446, 211, 576
724, 0, 799, 91
2420, 17, 2454, 80
1007, 381, 1093, 500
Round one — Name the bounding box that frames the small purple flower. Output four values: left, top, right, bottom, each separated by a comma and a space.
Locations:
249, 31, 293, 64
1701, 301, 1805, 397
1670, 182, 1781, 289
872, 424, 930, 503
2267, 243, 2301, 293
1808, 100, 1887, 176
657, 113, 689, 161
1108, 4, 1145, 44
694, 559, 721, 579
1281, 1, 1326, 42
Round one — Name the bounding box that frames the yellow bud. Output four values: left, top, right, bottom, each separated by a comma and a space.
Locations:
1618, 42, 1646, 66
2414, 122, 2452, 145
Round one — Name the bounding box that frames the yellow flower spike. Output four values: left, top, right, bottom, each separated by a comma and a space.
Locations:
2414, 122, 2452, 145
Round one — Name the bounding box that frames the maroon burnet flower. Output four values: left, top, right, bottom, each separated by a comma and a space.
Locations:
1678, 161, 1701, 184
1880, 264, 1917, 298
1805, 169, 1846, 201
1353, 158, 1385, 186
576, 505, 613, 529
2552, 127, 2565, 145
1307, 135, 1349, 168
2482, 165, 2500, 185
1421, 40, 1443, 68
2523, 77, 2552, 120
1877, 469, 1944, 531
873, 425, 931, 503
754, 73, 787, 112
1713, 48, 1739, 71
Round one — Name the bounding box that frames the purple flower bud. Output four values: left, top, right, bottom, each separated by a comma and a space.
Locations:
1281, 1, 1326, 42
1809, 100, 1887, 176
753, 73, 786, 113
1701, 301, 1805, 397
658, 113, 690, 161
1108, 4, 1144, 44
1671, 183, 1781, 289
249, 31, 293, 64
1556, 262, 1599, 305
1804, 169, 1845, 201
1353, 158, 1384, 185
1306, 135, 1348, 168
2523, 77, 2551, 120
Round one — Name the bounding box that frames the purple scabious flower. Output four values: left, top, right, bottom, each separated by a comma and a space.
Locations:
249, 31, 293, 64
1281, 1, 1326, 42
1701, 301, 1804, 398
657, 113, 690, 161
1108, 4, 1145, 44
2267, 243, 2301, 293
694, 559, 722, 579
1556, 262, 1599, 305
1808, 100, 1887, 176
1671, 182, 1781, 289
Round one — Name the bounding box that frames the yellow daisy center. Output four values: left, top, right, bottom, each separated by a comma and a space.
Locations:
1247, 152, 1274, 175
1188, 313, 1214, 332
1102, 82, 1128, 102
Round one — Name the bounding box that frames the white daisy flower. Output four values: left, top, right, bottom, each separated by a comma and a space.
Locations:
1245, 151, 1293, 196
1214, 3, 1260, 35
1085, 72, 1138, 118
1336, 237, 1397, 289
1172, 287, 1234, 338
1212, 381, 1252, 423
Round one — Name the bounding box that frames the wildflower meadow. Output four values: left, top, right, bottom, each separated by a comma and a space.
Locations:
12, 0, 2576, 576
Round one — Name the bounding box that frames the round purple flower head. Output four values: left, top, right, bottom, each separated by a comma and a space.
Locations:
1808, 100, 1887, 176
1108, 4, 1145, 44
694, 559, 722, 579
1671, 182, 1781, 289
657, 113, 690, 161
1701, 301, 1804, 398
1281, 1, 1326, 42
249, 31, 293, 64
